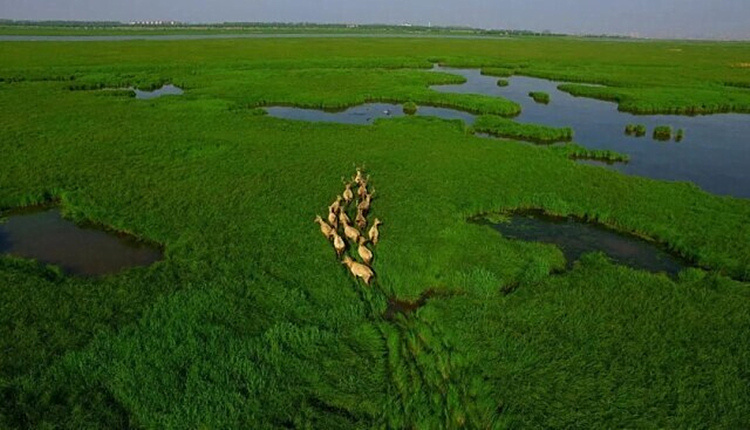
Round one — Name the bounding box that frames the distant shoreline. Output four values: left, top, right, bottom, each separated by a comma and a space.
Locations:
0, 33, 516, 42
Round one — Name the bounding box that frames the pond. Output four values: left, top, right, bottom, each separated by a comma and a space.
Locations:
475, 210, 687, 276
265, 103, 475, 125
0, 207, 162, 276
133, 84, 183, 99
432, 66, 750, 198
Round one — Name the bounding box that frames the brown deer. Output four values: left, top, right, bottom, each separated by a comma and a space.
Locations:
355, 209, 367, 230
357, 236, 373, 265
343, 183, 354, 204
332, 231, 346, 257
341, 219, 361, 243
368, 218, 382, 245
314, 216, 334, 240
342, 255, 374, 285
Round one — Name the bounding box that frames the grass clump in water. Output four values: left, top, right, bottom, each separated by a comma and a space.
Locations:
496, 79, 509, 87
653, 125, 673, 141
552, 143, 630, 163
624, 124, 647, 137
529, 91, 550, 104
675, 128, 685, 142
474, 115, 573, 143
403, 101, 417, 115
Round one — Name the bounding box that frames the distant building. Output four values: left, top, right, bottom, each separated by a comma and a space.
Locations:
129, 20, 178, 26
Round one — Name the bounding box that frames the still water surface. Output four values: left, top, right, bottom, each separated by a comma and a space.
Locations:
477, 211, 687, 276
432, 66, 750, 198
0, 208, 162, 276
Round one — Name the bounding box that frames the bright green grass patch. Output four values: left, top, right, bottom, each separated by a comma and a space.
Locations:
559, 83, 750, 114
529, 91, 550, 104
624, 123, 647, 136
473, 115, 573, 142
653, 125, 673, 141
181, 68, 521, 116
402, 101, 418, 115
550, 143, 630, 163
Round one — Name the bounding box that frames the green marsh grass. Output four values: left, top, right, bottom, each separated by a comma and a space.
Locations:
675, 128, 685, 142
1, 36, 749, 428
473, 115, 573, 142
653, 125, 673, 141
402, 101, 417, 115
551, 143, 630, 163
624, 123, 646, 136
528, 91, 550, 104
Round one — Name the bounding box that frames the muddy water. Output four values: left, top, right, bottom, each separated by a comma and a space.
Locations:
0, 208, 162, 275
477, 211, 687, 276
432, 66, 750, 198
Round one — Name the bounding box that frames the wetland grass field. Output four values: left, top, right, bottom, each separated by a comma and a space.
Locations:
1, 35, 750, 428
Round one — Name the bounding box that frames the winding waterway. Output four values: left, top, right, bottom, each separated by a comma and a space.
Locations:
432, 66, 750, 198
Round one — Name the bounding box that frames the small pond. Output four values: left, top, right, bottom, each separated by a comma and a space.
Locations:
0, 208, 162, 276
133, 84, 183, 99
432, 66, 750, 198
475, 211, 687, 276
265, 103, 475, 125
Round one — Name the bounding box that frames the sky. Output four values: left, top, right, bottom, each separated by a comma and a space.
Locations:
1, 0, 749, 40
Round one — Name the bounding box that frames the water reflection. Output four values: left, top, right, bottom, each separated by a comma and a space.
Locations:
475, 210, 687, 276
0, 208, 162, 276
133, 84, 183, 99
432, 66, 750, 198
265, 103, 475, 125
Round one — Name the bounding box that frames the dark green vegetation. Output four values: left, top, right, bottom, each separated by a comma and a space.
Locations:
625, 123, 647, 136
653, 125, 673, 141
402, 101, 418, 115
474, 115, 573, 142
496, 78, 509, 87
551, 143, 630, 163
1, 36, 749, 428
529, 91, 551, 104
675, 128, 685, 142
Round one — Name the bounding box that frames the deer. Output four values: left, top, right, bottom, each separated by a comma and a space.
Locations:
355, 209, 367, 230
353, 168, 365, 186
368, 218, 382, 245
341, 219, 361, 243
338, 209, 351, 226
342, 255, 374, 285
329, 195, 343, 215
357, 193, 372, 215
332, 231, 346, 257
343, 183, 354, 204
314, 215, 334, 240
327, 207, 338, 229
357, 236, 373, 265
357, 182, 368, 201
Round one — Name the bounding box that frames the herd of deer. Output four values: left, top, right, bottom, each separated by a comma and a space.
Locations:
314, 168, 381, 285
